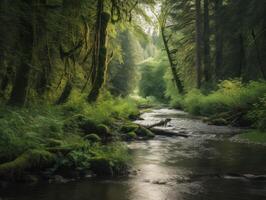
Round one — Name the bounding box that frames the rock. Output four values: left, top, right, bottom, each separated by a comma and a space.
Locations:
125, 132, 137, 141
22, 174, 39, 184
54, 175, 69, 183
136, 126, 155, 139
89, 158, 113, 176
129, 169, 138, 175
152, 179, 167, 185
120, 123, 139, 133
243, 174, 266, 181
209, 118, 228, 126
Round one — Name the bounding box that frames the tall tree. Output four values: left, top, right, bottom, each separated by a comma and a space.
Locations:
195, 0, 202, 88
203, 0, 211, 83
214, 0, 223, 80
87, 0, 110, 102
8, 1, 34, 106
155, 2, 184, 94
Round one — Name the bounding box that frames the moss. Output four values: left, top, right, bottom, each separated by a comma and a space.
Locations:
120, 123, 139, 133
0, 149, 55, 178
125, 132, 137, 141
84, 134, 101, 143
136, 126, 155, 139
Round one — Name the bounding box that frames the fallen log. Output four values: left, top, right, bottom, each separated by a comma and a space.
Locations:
150, 128, 189, 138
145, 118, 172, 129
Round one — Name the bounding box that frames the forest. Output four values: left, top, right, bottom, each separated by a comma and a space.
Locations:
0, 0, 266, 199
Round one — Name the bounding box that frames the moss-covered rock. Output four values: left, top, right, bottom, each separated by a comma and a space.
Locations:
136, 126, 155, 139
120, 123, 139, 133
125, 132, 137, 141
84, 134, 101, 143
0, 149, 55, 179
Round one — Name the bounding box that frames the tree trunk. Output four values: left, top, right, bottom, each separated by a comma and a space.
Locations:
35, 0, 52, 95
251, 29, 266, 79
203, 0, 211, 83
8, 0, 34, 106
214, 0, 223, 80
56, 80, 72, 105
238, 33, 246, 78
195, 0, 202, 88
161, 27, 184, 94
88, 0, 110, 102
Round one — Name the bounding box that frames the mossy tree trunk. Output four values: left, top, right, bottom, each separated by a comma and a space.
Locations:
8, 0, 34, 106
87, 0, 110, 102
161, 27, 184, 94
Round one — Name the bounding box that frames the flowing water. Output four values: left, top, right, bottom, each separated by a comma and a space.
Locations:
1, 109, 266, 200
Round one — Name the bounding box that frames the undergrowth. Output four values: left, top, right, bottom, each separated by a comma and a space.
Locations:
169, 80, 266, 129
0, 93, 137, 177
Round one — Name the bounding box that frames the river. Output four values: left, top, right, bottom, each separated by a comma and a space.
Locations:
1, 109, 266, 200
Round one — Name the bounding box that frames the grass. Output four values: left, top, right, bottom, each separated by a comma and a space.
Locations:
239, 130, 266, 144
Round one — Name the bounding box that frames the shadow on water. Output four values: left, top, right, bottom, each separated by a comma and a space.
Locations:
1, 109, 266, 200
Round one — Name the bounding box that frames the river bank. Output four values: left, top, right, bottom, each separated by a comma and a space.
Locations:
0, 97, 157, 188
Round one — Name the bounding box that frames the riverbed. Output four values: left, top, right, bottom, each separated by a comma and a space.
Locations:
1, 109, 266, 200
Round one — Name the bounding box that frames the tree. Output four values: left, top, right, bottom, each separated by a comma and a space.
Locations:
8, 1, 34, 106
203, 0, 211, 83
195, 0, 202, 88
154, 1, 184, 94
87, 0, 110, 102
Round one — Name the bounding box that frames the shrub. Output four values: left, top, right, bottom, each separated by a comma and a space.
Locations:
181, 80, 266, 127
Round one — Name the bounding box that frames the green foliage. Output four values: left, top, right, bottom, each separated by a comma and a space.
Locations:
63, 142, 130, 175
89, 142, 130, 176
178, 80, 266, 128
0, 105, 64, 160
108, 30, 144, 97
247, 95, 266, 130
63, 91, 139, 124
0, 92, 138, 164
84, 134, 101, 143
138, 57, 167, 102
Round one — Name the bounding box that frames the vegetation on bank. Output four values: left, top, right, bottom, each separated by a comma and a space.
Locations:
165, 79, 266, 142
0, 94, 155, 182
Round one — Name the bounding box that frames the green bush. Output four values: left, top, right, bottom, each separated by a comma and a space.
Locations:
138, 57, 168, 102
181, 80, 266, 128
247, 95, 266, 130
